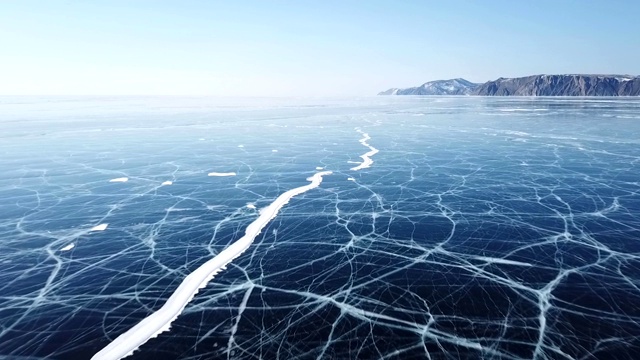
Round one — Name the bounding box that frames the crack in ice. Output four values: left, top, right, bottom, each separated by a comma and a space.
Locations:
350, 129, 379, 171
91, 171, 332, 360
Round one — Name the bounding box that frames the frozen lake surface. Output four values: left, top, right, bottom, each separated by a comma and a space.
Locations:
1, 96, 639, 359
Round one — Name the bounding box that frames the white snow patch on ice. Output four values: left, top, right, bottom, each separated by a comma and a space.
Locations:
208, 172, 236, 177
90, 171, 332, 360
347, 177, 355, 181
60, 243, 75, 251
109, 177, 128, 183
90, 224, 108, 232
246, 203, 256, 209
161, 181, 173, 186
315, 166, 324, 170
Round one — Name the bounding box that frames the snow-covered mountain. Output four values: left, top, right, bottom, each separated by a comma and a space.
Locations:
378, 78, 479, 95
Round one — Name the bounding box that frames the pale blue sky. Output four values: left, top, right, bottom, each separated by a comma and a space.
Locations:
1, 1, 638, 96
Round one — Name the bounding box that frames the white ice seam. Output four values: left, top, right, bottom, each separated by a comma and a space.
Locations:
350, 129, 379, 171
91, 171, 332, 360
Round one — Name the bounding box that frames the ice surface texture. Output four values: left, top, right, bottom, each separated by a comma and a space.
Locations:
1, 97, 640, 359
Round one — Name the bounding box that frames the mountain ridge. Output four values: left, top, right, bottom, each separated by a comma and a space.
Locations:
379, 74, 640, 96
378, 78, 479, 96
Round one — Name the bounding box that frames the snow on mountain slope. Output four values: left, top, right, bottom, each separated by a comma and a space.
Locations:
378, 78, 479, 95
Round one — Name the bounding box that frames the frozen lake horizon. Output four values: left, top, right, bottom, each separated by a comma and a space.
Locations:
1, 96, 639, 359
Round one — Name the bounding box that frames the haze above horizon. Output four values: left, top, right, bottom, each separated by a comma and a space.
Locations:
1, 0, 638, 97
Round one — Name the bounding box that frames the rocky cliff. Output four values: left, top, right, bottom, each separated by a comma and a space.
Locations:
379, 75, 640, 96
473, 75, 640, 96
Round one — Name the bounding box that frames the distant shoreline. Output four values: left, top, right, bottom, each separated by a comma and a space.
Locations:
379, 74, 640, 96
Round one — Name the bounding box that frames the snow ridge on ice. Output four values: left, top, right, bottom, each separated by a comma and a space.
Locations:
350, 129, 379, 171
91, 171, 332, 360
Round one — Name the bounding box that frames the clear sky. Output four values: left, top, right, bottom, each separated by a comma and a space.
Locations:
1, 0, 638, 96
